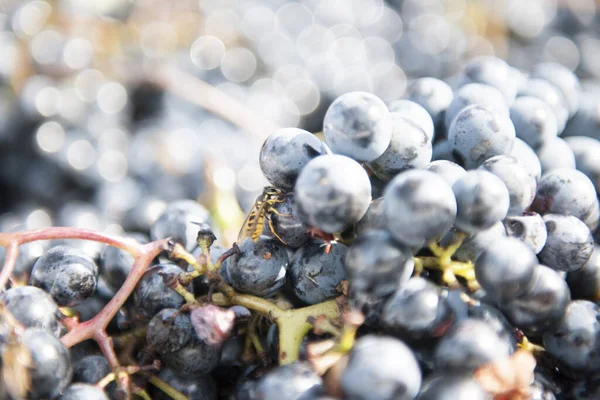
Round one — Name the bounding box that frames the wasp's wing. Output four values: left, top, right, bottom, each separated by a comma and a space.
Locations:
238, 202, 259, 243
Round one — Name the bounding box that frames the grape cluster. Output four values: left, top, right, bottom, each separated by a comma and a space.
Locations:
2, 1, 600, 400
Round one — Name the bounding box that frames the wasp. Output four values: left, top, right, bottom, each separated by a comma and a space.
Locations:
238, 186, 290, 245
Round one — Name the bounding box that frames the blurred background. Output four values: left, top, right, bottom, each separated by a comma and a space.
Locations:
0, 0, 599, 248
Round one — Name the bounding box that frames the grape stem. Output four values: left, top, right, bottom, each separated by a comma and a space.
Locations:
147, 376, 188, 400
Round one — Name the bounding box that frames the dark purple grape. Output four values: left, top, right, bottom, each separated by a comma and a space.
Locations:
13, 329, 72, 399
254, 362, 323, 400
265, 193, 310, 248
500, 264, 571, 335
543, 300, 600, 373
452, 170, 510, 233
58, 384, 109, 400
388, 99, 435, 141
531, 62, 581, 119
423, 160, 466, 187
345, 230, 414, 299
100, 232, 148, 290
503, 212, 547, 254
406, 77, 453, 134
341, 335, 421, 400
479, 155, 536, 216
383, 277, 453, 339
539, 214, 593, 272
0, 285, 61, 337
151, 368, 217, 400
518, 78, 569, 133
29, 245, 98, 307
536, 137, 576, 172
354, 198, 385, 235
532, 168, 600, 231
448, 105, 515, 169
225, 237, 288, 297
150, 200, 211, 252
567, 245, 600, 301
457, 56, 518, 104
509, 138, 542, 182
290, 240, 347, 305
367, 113, 432, 181
444, 83, 509, 130
295, 155, 371, 233
133, 263, 188, 319
434, 318, 511, 371
450, 221, 507, 262
565, 136, 600, 193
475, 237, 537, 303
417, 373, 488, 400
146, 308, 193, 354
510, 96, 558, 149
323, 91, 392, 162
384, 169, 456, 247
259, 128, 331, 191
160, 336, 220, 378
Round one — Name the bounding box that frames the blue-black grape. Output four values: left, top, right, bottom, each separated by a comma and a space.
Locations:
431, 139, 461, 165
518, 78, 569, 133
565, 136, 600, 193
500, 264, 571, 335
323, 91, 392, 162
448, 105, 515, 169
225, 236, 288, 297
383, 277, 453, 339
452, 170, 510, 233
345, 230, 414, 298
159, 336, 221, 378
423, 160, 466, 187
451, 221, 507, 262
259, 128, 331, 191
405, 77, 453, 134
433, 318, 511, 371
509, 137, 542, 182
567, 245, 600, 301
295, 155, 371, 233
58, 384, 109, 400
146, 308, 193, 353
536, 137, 576, 172
479, 155, 536, 216
354, 198, 385, 235
100, 232, 148, 290
150, 200, 211, 252
72, 354, 115, 398
152, 367, 217, 400
388, 99, 435, 141
531, 62, 581, 118
341, 335, 422, 400
532, 168, 600, 231
265, 193, 311, 248
384, 169, 456, 247
0, 285, 61, 337
444, 83, 509, 130
289, 240, 347, 305
538, 214, 593, 272
29, 245, 98, 307
510, 96, 558, 149
254, 362, 323, 400
367, 113, 432, 181
503, 212, 547, 254
133, 263, 189, 319
475, 237, 537, 303
417, 373, 489, 400
543, 300, 600, 373
457, 56, 518, 104
11, 329, 73, 399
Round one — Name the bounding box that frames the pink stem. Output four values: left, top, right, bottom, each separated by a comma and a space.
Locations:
61, 240, 167, 348
0, 227, 143, 254
0, 242, 19, 291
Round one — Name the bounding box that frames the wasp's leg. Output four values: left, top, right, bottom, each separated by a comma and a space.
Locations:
266, 215, 288, 245
268, 207, 292, 218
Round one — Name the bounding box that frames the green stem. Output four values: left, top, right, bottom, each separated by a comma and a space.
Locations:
148, 376, 188, 400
